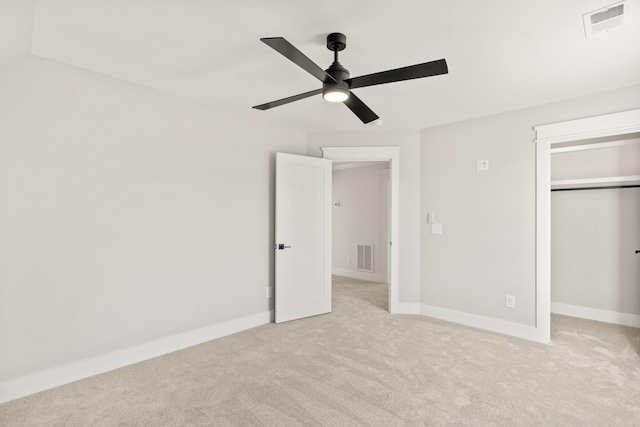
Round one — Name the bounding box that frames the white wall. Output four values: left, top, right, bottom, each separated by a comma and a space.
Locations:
551, 188, 640, 316
551, 140, 640, 180
0, 0, 35, 67
551, 141, 640, 318
307, 130, 421, 305
332, 163, 388, 283
0, 56, 307, 384
421, 84, 640, 330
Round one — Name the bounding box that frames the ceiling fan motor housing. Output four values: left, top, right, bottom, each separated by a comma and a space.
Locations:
323, 61, 350, 100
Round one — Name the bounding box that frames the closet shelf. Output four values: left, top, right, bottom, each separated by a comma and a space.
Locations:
550, 137, 640, 154
551, 175, 640, 190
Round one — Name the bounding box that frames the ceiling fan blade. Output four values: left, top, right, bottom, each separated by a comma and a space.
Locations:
261, 37, 335, 83
347, 58, 448, 89
343, 92, 379, 124
253, 88, 322, 110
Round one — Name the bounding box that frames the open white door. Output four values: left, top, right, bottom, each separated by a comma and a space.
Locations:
275, 153, 332, 323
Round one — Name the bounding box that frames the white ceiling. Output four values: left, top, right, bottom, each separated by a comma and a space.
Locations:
23, 0, 640, 132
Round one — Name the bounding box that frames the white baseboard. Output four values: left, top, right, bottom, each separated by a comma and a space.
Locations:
551, 302, 640, 328
0, 310, 272, 404
420, 304, 543, 343
392, 303, 421, 315
332, 268, 386, 283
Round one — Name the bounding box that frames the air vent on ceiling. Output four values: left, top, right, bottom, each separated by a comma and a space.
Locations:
583, 1, 630, 37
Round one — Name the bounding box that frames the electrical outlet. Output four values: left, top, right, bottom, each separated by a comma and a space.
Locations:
477, 160, 489, 171
346, 256, 351, 264
505, 295, 515, 308
266, 287, 271, 299
431, 224, 443, 235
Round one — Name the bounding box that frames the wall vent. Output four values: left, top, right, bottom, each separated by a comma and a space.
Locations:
583, 1, 629, 37
356, 244, 374, 272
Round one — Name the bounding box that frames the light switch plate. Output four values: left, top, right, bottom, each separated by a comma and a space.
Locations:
427, 212, 435, 224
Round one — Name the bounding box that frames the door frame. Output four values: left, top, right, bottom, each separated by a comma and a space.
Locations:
534, 108, 640, 343
321, 146, 400, 313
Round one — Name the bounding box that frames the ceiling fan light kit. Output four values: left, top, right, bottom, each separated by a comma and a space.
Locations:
322, 62, 350, 102
253, 32, 448, 124
323, 86, 349, 103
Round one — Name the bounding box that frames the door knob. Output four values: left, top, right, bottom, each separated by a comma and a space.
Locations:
277, 244, 291, 250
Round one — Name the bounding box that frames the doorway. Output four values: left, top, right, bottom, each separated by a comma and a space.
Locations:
331, 161, 390, 308
534, 109, 640, 343
321, 146, 400, 313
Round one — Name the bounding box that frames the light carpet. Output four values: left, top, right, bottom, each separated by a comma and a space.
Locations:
1, 275, 639, 426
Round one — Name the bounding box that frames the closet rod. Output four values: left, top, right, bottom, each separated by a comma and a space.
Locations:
551, 185, 640, 192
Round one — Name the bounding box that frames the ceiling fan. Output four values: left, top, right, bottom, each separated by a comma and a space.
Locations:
252, 33, 448, 124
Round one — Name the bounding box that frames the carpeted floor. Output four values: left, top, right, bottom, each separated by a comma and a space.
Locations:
1, 275, 639, 426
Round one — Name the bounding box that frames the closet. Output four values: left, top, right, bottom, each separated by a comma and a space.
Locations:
550, 133, 640, 326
